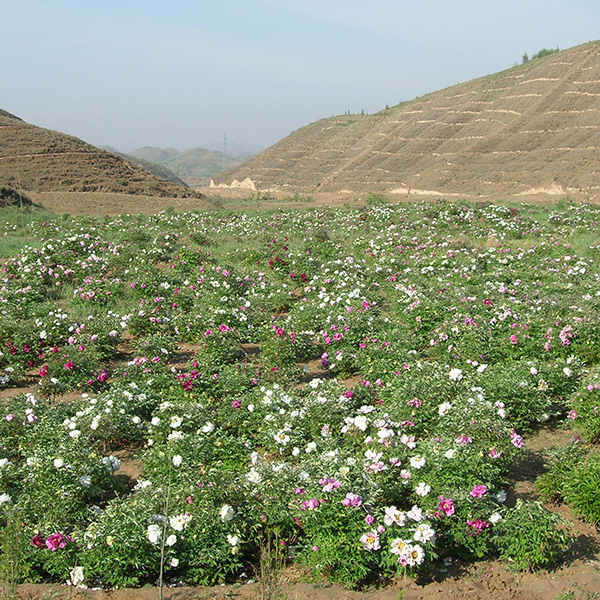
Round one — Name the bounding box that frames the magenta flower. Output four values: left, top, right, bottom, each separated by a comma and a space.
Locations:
437, 496, 455, 517
64, 360, 75, 370
45, 533, 66, 551
31, 533, 45, 548
466, 518, 490, 535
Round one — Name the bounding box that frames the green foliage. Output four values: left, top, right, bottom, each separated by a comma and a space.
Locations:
494, 500, 571, 571
562, 453, 600, 525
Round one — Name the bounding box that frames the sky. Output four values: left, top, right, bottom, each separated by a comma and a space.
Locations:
2, 0, 600, 153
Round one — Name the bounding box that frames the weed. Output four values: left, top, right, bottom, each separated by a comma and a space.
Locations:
258, 533, 287, 600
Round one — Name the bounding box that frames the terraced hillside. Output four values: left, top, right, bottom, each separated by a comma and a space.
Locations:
213, 41, 600, 200
0, 110, 197, 197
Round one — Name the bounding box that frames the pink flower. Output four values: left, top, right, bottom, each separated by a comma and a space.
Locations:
31, 533, 45, 548
510, 431, 524, 448
342, 493, 362, 508
567, 410, 577, 420
300, 498, 320, 511
470, 485, 488, 498
6, 414, 14, 422
365, 514, 375, 526
319, 477, 340, 492
510, 335, 518, 345
455, 434, 472, 445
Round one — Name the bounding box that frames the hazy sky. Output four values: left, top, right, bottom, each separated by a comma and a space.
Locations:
3, 1, 600, 152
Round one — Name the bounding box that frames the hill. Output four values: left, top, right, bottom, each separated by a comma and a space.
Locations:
213, 41, 600, 200
0, 112, 198, 197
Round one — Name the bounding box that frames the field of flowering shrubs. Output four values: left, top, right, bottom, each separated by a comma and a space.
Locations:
0, 198, 599, 590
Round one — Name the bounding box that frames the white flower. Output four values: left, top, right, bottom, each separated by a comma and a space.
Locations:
489, 512, 503, 524
227, 534, 240, 546
384, 506, 407, 527
563, 367, 572, 377
172, 455, 183, 467
390, 537, 410, 556
79, 475, 92, 488
246, 468, 262, 484
496, 490, 507, 503
415, 482, 431, 497
170, 416, 182, 429
220, 504, 235, 523
69, 565, 85, 587
438, 402, 452, 416
69, 430, 81, 439
407, 505, 424, 522
147, 523, 161, 544
444, 448, 457, 459
169, 513, 191, 532
247, 403, 255, 412
405, 543, 425, 566
53, 458, 64, 468
170, 558, 179, 568
165, 534, 177, 546
274, 430, 290, 445
477, 364, 488, 373
413, 523, 436, 543
448, 368, 463, 381
305, 442, 317, 453
354, 415, 368, 431
201, 421, 215, 434
102, 455, 121, 472
409, 455, 426, 469
0, 493, 12, 505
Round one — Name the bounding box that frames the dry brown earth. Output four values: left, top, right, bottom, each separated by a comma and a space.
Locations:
0, 111, 199, 198
214, 41, 600, 202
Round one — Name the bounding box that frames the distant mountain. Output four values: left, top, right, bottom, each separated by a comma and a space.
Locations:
204, 141, 264, 159
104, 148, 188, 187
129, 146, 181, 164
0, 112, 198, 197
214, 41, 600, 201
129, 143, 261, 180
